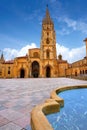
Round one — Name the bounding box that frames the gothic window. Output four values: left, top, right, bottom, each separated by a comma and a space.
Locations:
46, 50, 50, 59
0, 70, 2, 76
8, 67, 10, 74
47, 32, 49, 36
47, 26, 49, 30
46, 38, 50, 44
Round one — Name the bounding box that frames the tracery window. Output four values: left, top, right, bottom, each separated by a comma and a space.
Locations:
0, 71, 2, 75
8, 67, 10, 74
46, 38, 50, 44
46, 50, 50, 59
47, 32, 49, 36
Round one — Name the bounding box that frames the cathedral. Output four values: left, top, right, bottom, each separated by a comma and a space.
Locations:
0, 7, 87, 79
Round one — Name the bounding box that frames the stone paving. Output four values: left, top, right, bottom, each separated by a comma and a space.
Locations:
0, 78, 87, 130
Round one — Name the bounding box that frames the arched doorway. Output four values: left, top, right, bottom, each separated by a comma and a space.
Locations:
75, 71, 77, 76
80, 70, 82, 75
32, 61, 39, 78
20, 69, 25, 78
85, 70, 87, 74
46, 66, 51, 77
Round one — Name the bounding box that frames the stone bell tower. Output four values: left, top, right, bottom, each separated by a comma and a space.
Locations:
40, 6, 57, 60
40, 6, 57, 77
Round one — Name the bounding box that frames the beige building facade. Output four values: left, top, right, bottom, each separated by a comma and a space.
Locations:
0, 7, 87, 79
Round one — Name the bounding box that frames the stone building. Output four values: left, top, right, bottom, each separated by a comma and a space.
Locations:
0, 7, 87, 79
66, 38, 87, 79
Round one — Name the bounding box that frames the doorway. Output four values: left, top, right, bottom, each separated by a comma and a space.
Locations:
46, 66, 51, 77
31, 61, 39, 78
20, 69, 25, 78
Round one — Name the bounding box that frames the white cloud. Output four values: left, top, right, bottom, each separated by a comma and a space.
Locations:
3, 48, 18, 60
57, 28, 70, 35
77, 22, 87, 34
3, 42, 86, 63
56, 43, 85, 63
63, 17, 87, 34
56, 17, 87, 35
3, 43, 37, 61
17, 43, 36, 56
64, 18, 77, 30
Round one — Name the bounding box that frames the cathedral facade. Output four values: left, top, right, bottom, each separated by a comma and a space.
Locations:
0, 7, 87, 79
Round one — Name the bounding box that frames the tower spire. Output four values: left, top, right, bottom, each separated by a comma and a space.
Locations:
46, 4, 50, 19
0, 51, 4, 60
0, 51, 4, 63
42, 5, 53, 24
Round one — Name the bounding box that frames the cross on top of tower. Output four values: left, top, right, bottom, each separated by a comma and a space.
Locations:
46, 4, 48, 7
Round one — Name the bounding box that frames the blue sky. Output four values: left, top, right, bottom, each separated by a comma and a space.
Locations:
0, 0, 87, 63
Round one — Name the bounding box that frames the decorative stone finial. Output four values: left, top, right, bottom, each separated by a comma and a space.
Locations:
83, 38, 87, 42
46, 4, 48, 8
58, 54, 62, 60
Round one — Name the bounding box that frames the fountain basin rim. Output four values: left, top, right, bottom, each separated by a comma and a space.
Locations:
31, 85, 87, 130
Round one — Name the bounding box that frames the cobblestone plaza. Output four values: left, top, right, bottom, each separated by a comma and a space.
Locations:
0, 78, 87, 130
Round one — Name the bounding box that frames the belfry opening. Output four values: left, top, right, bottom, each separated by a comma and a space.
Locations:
20, 69, 25, 78
31, 61, 39, 78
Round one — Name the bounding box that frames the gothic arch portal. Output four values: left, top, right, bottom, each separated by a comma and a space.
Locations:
46, 66, 51, 77
31, 61, 39, 78
20, 68, 25, 78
